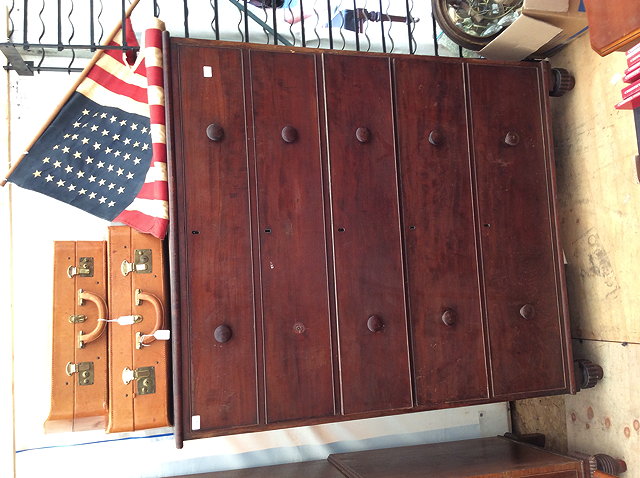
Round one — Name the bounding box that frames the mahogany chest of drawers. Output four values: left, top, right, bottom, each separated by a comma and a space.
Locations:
166, 37, 575, 446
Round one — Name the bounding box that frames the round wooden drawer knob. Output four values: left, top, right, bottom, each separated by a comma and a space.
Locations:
356, 127, 371, 143
367, 315, 384, 332
428, 130, 443, 146
214, 324, 232, 343
504, 131, 520, 147
206, 123, 225, 142
441, 308, 457, 326
281, 125, 298, 143
519, 304, 535, 320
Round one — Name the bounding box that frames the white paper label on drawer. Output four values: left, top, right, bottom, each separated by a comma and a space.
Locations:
203, 66, 213, 78
192, 415, 201, 430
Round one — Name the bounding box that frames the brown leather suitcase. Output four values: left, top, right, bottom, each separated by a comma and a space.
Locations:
45, 241, 109, 432
107, 226, 171, 432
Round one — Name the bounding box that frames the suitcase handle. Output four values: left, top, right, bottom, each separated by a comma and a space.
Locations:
134, 288, 164, 349
77, 289, 108, 348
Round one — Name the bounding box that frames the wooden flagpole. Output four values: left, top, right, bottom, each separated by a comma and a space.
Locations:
0, 0, 142, 186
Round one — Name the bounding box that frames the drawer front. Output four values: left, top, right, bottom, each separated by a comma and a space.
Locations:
520, 472, 579, 478
394, 58, 488, 404
173, 45, 258, 431
324, 53, 412, 414
467, 63, 567, 397
250, 50, 335, 423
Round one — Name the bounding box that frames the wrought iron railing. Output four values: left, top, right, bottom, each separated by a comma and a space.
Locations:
2, 0, 470, 75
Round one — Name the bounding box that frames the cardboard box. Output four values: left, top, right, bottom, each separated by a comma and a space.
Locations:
479, 0, 587, 61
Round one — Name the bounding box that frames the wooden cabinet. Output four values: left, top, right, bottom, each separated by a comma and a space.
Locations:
165, 437, 587, 477
327, 437, 586, 477
167, 38, 575, 445
166, 460, 347, 478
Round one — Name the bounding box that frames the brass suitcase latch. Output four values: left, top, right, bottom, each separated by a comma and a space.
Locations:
65, 361, 94, 386
67, 257, 94, 278
120, 249, 153, 276
121, 366, 156, 395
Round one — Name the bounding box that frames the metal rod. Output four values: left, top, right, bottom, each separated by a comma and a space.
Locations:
378, 0, 386, 53
121, 0, 127, 48
57, 0, 63, 50
4, 64, 83, 72
272, 2, 278, 45
1, 42, 139, 50
66, 0, 76, 69
327, 0, 333, 49
97, 0, 104, 43
214, 0, 220, 40
22, 0, 28, 47
243, 0, 249, 43
184, 0, 190, 37
299, 0, 306, 47
8, 0, 15, 39
431, 11, 438, 56
89, 0, 95, 51
352, 0, 359, 51
404, 0, 413, 54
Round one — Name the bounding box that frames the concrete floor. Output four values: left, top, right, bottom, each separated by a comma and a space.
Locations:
511, 33, 640, 477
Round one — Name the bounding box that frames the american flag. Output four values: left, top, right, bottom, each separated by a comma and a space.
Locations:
6, 18, 168, 239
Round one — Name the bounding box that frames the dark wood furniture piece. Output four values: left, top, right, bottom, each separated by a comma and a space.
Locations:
584, 0, 640, 55
166, 460, 345, 478
328, 437, 586, 477
165, 437, 592, 477
166, 37, 576, 447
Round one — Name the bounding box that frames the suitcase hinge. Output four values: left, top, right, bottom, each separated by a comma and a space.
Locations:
65, 361, 94, 386
121, 366, 156, 395
120, 249, 153, 276
67, 257, 94, 278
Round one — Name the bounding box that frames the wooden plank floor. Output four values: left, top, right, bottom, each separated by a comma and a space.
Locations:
512, 32, 639, 476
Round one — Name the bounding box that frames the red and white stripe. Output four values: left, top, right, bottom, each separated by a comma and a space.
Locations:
77, 18, 169, 239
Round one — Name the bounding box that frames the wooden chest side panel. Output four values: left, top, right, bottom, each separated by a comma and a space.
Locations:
249, 50, 335, 423
172, 44, 259, 432
394, 58, 488, 405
